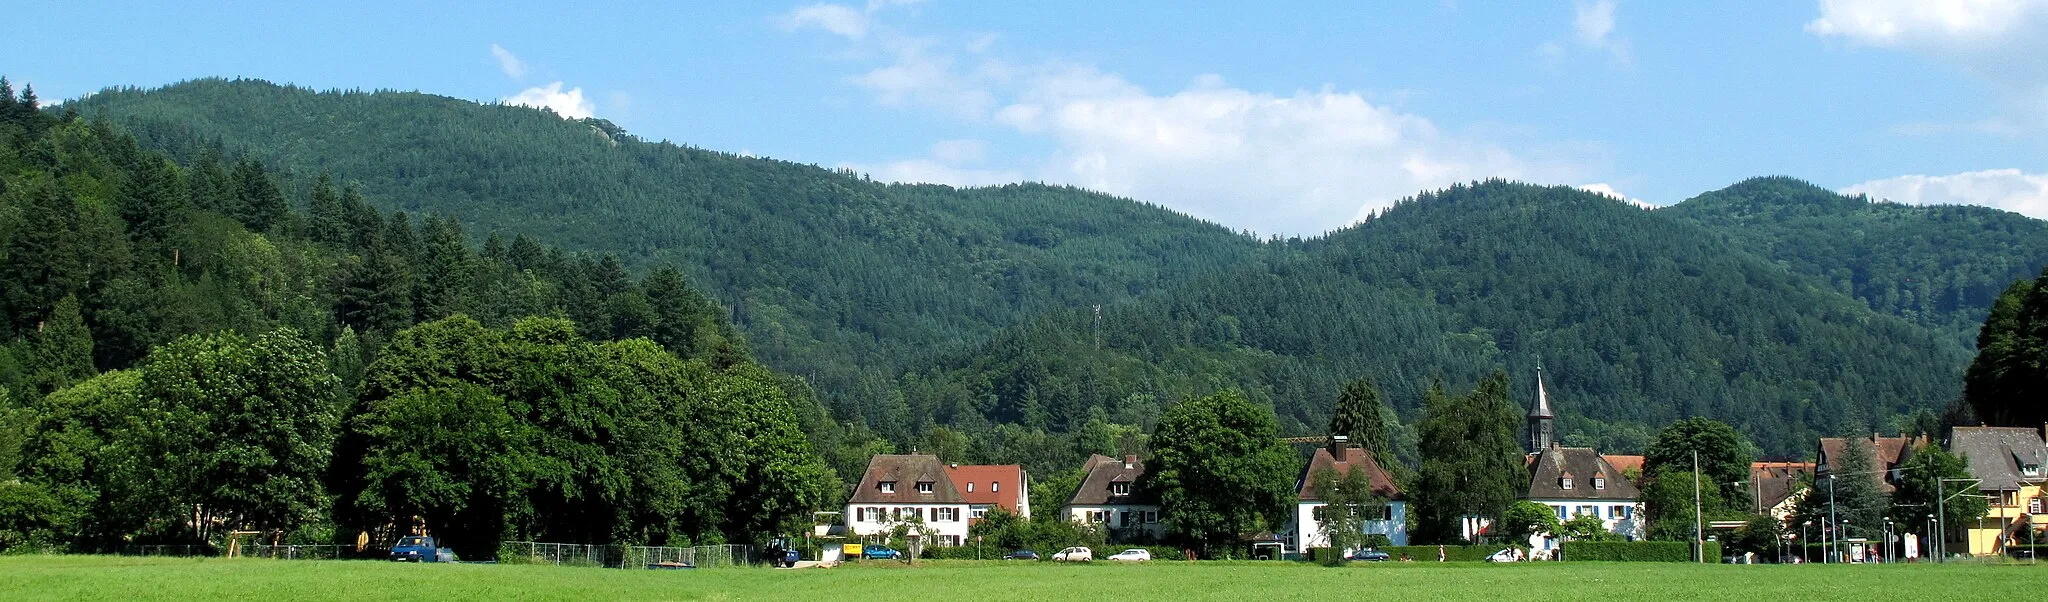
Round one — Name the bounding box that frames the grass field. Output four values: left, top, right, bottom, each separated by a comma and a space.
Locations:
2, 555, 2041, 601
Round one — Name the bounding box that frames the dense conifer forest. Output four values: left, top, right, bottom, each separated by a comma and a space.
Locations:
47, 78, 2048, 480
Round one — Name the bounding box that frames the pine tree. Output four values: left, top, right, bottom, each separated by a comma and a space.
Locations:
1963, 270, 2048, 427
27, 295, 95, 395
1327, 375, 1394, 463
119, 156, 188, 246
231, 158, 287, 232
307, 172, 347, 245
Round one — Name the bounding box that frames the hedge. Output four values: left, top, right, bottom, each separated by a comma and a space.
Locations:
1561, 541, 1720, 562
1382, 545, 1510, 562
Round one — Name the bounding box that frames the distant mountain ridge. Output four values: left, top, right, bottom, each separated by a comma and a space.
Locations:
66, 79, 2048, 462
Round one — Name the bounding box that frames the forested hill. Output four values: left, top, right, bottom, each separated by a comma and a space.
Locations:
64, 78, 1269, 413
1662, 176, 2048, 346
61, 79, 2010, 469
904, 182, 1971, 460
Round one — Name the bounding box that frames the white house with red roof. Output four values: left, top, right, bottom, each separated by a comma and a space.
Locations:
1289, 436, 1408, 553
945, 463, 1031, 521
845, 454, 972, 547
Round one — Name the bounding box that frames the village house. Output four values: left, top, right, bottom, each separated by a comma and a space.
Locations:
844, 454, 972, 547
945, 463, 1031, 522
1521, 369, 1642, 551
1814, 434, 1927, 494
1748, 461, 1814, 522
1948, 425, 2047, 557
1062, 454, 1164, 541
1288, 435, 1407, 554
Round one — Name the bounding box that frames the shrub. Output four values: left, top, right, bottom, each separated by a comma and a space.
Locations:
1382, 545, 1505, 562
1311, 547, 1346, 566
1561, 541, 1720, 562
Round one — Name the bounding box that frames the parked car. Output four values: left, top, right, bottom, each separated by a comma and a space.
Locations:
861, 544, 901, 560
1107, 549, 1151, 562
1003, 549, 1040, 561
388, 535, 455, 562
1485, 548, 1522, 563
1348, 548, 1391, 562
1052, 546, 1093, 562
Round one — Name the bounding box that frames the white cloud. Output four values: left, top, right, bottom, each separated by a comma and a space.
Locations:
502, 82, 595, 120
1805, 0, 2043, 47
1574, 0, 1617, 45
781, 4, 871, 39
490, 43, 527, 79
1577, 183, 1655, 208
784, 3, 1601, 234
1842, 169, 2048, 218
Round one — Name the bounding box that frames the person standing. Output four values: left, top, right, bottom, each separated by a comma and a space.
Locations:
1438, 545, 1446, 562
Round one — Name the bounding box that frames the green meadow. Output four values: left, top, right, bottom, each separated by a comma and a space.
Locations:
1, 555, 2040, 601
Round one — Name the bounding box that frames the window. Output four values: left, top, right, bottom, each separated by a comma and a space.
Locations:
1144, 511, 1159, 524
1555, 506, 1567, 520
1593, 475, 1606, 490
967, 482, 975, 493
971, 508, 987, 519
916, 481, 934, 494
1578, 505, 1597, 517
1111, 482, 1131, 495
2024, 464, 2042, 477
1609, 506, 1625, 519
1089, 511, 1106, 524
856, 507, 866, 522
1561, 476, 1573, 490
992, 481, 1000, 492
2031, 497, 2043, 514
1120, 511, 1132, 526
880, 481, 896, 494
934, 507, 958, 522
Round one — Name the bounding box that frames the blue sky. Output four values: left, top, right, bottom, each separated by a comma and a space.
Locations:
6, 1, 2047, 235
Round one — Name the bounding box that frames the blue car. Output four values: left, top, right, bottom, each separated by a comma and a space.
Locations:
1003, 550, 1040, 561
1348, 548, 1391, 562
862, 544, 901, 560
389, 535, 454, 562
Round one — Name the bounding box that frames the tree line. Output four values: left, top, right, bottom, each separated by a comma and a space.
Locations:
0, 80, 831, 558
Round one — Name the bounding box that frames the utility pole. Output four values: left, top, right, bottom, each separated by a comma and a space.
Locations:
1693, 450, 1703, 563
1936, 478, 1944, 563
1827, 474, 1836, 564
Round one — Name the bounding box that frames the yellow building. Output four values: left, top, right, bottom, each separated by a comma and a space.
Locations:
1949, 426, 2047, 557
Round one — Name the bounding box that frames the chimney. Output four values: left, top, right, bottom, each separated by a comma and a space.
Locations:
1330, 435, 1350, 457
1122, 455, 1137, 470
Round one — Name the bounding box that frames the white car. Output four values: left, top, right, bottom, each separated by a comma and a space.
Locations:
1052, 546, 1093, 562
1485, 548, 1522, 563
1107, 549, 1151, 562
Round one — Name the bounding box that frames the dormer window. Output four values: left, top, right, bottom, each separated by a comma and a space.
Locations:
1111, 482, 1131, 495
1561, 476, 1573, 490
1594, 475, 1606, 490
880, 481, 896, 494
2023, 464, 2041, 478
967, 482, 975, 492
992, 482, 1000, 492
916, 481, 934, 494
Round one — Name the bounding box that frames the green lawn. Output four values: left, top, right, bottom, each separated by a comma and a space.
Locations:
1, 555, 2039, 601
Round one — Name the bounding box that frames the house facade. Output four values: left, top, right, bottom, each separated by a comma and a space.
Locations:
1525, 444, 1643, 550
845, 454, 972, 547
1289, 436, 1407, 553
1062, 454, 1164, 541
1748, 461, 1813, 521
945, 463, 1031, 521
1949, 425, 2047, 557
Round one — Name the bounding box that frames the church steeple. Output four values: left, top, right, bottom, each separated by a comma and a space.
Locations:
1528, 366, 1555, 452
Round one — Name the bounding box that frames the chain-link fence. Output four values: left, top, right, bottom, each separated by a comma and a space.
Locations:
239, 544, 343, 560
622, 545, 755, 569
498, 541, 619, 567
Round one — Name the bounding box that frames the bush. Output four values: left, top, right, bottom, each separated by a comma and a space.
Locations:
1311, 547, 1345, 566
1091, 545, 1188, 561
1382, 545, 1505, 562
921, 544, 1006, 560
1562, 541, 1720, 562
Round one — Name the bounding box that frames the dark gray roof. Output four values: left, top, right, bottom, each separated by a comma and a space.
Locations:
1817, 435, 1926, 494
848, 454, 965, 504
1949, 427, 2047, 492
1749, 462, 1813, 512
1526, 446, 1638, 500
1066, 454, 1155, 506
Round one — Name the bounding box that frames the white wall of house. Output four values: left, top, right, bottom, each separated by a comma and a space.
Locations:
1063, 504, 1165, 539
844, 503, 973, 546
1525, 499, 1641, 550
1291, 501, 1408, 553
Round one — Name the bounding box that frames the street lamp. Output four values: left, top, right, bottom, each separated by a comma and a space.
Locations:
1883, 519, 1893, 564
1927, 514, 1938, 562
1802, 521, 1812, 564
1843, 519, 1852, 563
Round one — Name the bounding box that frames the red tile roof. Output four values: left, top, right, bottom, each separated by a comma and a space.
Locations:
1297, 443, 1403, 501
945, 464, 1025, 514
